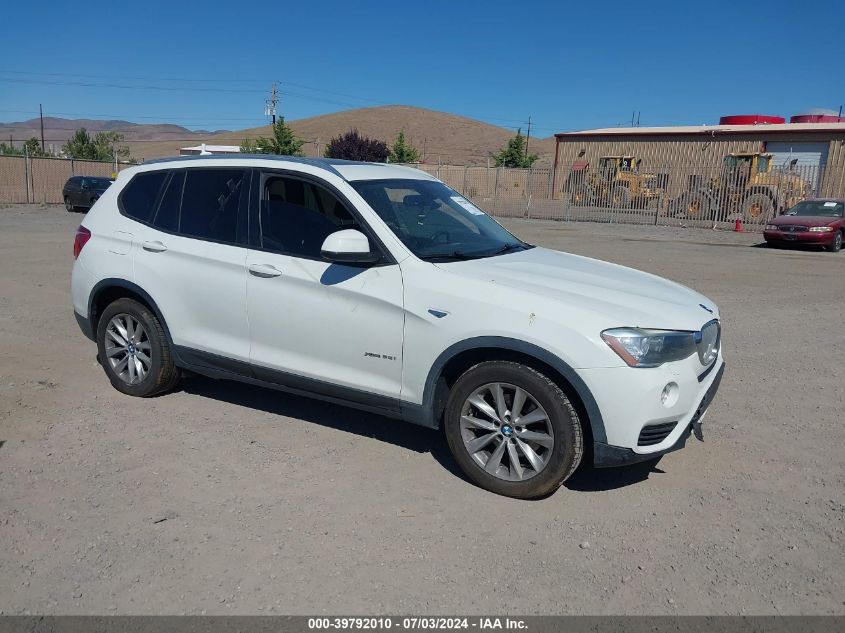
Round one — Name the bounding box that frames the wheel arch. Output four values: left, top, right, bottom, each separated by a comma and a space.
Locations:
88, 278, 173, 348
408, 337, 606, 445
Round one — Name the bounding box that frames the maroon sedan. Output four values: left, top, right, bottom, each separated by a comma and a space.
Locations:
764, 199, 845, 252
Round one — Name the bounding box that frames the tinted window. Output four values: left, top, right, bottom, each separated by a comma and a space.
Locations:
120, 171, 168, 223
153, 171, 184, 232
260, 175, 362, 258
179, 169, 246, 243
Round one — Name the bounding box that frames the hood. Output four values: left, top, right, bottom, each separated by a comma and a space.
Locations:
771, 215, 839, 227
435, 247, 717, 332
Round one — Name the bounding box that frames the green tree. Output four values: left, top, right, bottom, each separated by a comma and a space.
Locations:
239, 138, 259, 153
23, 137, 47, 157
240, 118, 305, 156
62, 128, 130, 161
62, 128, 97, 159
0, 142, 25, 156
492, 129, 538, 168
93, 131, 130, 161
388, 131, 420, 164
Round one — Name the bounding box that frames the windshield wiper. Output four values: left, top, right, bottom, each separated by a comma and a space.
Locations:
420, 243, 530, 262
419, 251, 489, 261
488, 242, 530, 256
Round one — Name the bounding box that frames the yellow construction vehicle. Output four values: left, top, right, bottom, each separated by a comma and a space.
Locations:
670, 152, 806, 222
567, 156, 668, 209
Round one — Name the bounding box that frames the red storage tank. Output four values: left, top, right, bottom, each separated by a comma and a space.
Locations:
719, 114, 786, 125
790, 113, 844, 123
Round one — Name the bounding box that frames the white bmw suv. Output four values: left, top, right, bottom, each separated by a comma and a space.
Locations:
71, 156, 724, 498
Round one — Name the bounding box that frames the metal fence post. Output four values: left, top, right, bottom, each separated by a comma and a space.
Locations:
492, 167, 501, 217
462, 165, 468, 196
23, 150, 31, 204
525, 168, 533, 219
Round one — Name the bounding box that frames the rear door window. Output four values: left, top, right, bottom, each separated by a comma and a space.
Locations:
152, 171, 184, 233
179, 169, 247, 244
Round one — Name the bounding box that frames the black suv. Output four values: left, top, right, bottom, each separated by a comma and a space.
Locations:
63, 176, 113, 212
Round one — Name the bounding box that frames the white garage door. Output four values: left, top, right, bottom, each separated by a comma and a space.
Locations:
766, 141, 830, 194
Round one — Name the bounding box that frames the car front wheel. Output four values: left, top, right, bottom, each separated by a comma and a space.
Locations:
64, 196, 75, 212
444, 361, 583, 499
96, 298, 181, 397
829, 231, 842, 253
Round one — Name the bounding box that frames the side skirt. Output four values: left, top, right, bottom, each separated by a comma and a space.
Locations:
172, 345, 419, 424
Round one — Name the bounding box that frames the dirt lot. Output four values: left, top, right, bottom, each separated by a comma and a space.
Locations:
1, 205, 843, 615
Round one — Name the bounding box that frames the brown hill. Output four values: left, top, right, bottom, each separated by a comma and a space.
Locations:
127, 106, 557, 166
0, 117, 223, 152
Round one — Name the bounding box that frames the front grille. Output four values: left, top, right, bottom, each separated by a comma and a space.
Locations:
781, 225, 808, 233
637, 422, 677, 446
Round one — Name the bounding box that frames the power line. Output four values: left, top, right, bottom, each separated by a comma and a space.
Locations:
0, 70, 563, 130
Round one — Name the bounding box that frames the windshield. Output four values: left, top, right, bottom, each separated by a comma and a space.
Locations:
785, 200, 844, 217
350, 178, 532, 261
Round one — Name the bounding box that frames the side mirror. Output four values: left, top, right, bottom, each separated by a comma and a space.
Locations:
320, 229, 380, 264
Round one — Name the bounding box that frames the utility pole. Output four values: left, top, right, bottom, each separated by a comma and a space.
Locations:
525, 116, 532, 160
39, 104, 45, 152
265, 82, 278, 125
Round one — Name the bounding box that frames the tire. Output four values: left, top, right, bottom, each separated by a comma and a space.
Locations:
64, 196, 75, 212
443, 361, 583, 499
609, 185, 631, 209
672, 192, 711, 220
96, 298, 180, 397
742, 193, 774, 224
571, 183, 593, 207
828, 231, 843, 253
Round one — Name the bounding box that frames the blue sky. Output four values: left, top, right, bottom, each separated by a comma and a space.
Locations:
1, 0, 843, 138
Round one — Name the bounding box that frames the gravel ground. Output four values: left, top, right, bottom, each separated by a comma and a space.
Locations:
0, 205, 843, 615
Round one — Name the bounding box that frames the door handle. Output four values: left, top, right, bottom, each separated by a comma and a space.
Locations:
142, 240, 168, 253
248, 263, 282, 278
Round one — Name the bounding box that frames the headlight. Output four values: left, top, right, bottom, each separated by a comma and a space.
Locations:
764, 224, 779, 231
808, 226, 834, 232
601, 328, 697, 368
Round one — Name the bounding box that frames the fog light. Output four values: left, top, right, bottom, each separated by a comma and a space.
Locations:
661, 382, 679, 408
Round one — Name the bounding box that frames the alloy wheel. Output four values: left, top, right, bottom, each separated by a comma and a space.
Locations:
104, 313, 152, 385
459, 382, 555, 481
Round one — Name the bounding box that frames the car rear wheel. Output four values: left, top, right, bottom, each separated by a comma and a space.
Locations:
96, 298, 180, 397
444, 361, 583, 499
829, 231, 843, 253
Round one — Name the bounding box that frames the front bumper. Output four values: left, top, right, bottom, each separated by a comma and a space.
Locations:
764, 229, 835, 245
593, 362, 724, 467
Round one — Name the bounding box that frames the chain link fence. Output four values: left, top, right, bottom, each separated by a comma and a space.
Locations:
0, 155, 134, 204
403, 160, 839, 230
2, 154, 840, 232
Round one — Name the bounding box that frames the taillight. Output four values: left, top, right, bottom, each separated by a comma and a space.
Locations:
73, 226, 91, 259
